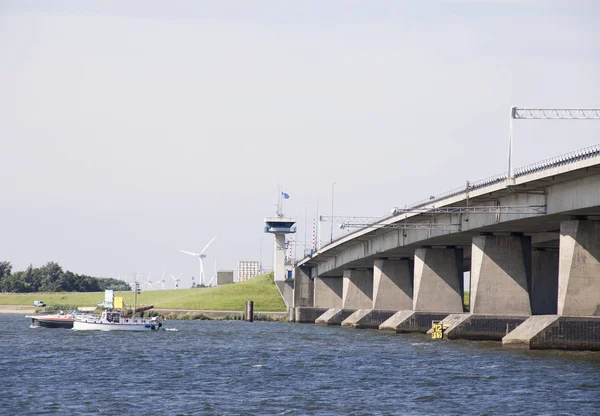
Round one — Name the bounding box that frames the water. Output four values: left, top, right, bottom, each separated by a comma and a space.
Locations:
1, 314, 600, 416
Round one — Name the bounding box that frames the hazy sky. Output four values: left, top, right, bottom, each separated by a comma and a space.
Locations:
1, 1, 599, 288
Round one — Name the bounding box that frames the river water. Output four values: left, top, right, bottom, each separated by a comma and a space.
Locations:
1, 314, 599, 416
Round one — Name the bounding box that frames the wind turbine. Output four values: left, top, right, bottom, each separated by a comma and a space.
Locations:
144, 270, 154, 291
207, 259, 217, 287
179, 236, 217, 287
170, 273, 182, 289
155, 269, 167, 290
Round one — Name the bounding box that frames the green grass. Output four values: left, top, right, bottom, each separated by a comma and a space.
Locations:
0, 272, 286, 312
464, 291, 470, 312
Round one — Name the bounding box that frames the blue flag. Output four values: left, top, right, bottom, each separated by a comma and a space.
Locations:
282, 192, 290, 199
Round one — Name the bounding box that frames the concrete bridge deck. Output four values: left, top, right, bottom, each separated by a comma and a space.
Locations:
290, 145, 600, 351
300, 146, 600, 276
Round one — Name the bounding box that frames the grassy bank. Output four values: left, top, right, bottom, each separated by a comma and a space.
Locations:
0, 272, 286, 312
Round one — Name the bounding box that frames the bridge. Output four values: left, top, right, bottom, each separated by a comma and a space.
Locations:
286, 142, 600, 351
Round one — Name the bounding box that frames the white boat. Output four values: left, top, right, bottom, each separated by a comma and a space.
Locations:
73, 310, 162, 331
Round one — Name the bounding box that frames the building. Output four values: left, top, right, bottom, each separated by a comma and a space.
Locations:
238, 260, 260, 282
216, 270, 234, 286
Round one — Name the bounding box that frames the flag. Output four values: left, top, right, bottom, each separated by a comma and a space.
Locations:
282, 192, 290, 199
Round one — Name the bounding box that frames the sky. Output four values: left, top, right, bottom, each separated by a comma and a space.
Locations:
1, 0, 599, 288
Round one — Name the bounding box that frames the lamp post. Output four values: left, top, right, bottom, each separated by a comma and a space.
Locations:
330, 182, 336, 243
304, 204, 309, 257
259, 238, 263, 273
316, 195, 320, 250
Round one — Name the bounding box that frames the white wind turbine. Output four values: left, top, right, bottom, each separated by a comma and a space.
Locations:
144, 270, 154, 291
206, 259, 217, 287
154, 269, 167, 290
170, 273, 182, 289
179, 236, 217, 287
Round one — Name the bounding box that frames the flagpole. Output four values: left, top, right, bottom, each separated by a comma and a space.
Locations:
277, 184, 282, 217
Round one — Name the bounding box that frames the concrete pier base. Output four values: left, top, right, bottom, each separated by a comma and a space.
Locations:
292, 307, 330, 323
503, 315, 600, 351
275, 281, 294, 309
470, 235, 532, 315
373, 259, 413, 310
341, 309, 397, 329
426, 313, 470, 335
343, 269, 373, 309
558, 220, 600, 316
413, 248, 463, 313
379, 311, 449, 333
314, 277, 343, 309
293, 266, 314, 308
315, 308, 357, 325
443, 314, 529, 341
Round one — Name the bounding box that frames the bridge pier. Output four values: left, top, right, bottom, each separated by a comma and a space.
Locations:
449, 235, 531, 340
558, 220, 600, 316
293, 266, 314, 308
373, 259, 413, 310
342, 269, 373, 309
470, 234, 532, 315
314, 277, 343, 309
413, 248, 463, 313
503, 220, 600, 350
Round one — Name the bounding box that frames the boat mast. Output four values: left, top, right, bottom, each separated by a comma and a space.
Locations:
133, 281, 138, 317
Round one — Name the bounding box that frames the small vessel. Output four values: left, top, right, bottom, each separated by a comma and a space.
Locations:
27, 311, 75, 329
72, 285, 162, 331
73, 310, 162, 331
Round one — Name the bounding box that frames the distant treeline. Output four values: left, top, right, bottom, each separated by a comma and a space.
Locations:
0, 261, 130, 293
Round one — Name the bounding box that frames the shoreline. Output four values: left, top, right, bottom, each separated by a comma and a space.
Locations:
0, 305, 286, 319
0, 306, 35, 314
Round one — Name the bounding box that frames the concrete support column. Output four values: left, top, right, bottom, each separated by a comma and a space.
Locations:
314, 277, 343, 309
413, 248, 463, 313
558, 220, 600, 316
293, 266, 314, 308
342, 269, 373, 309
531, 249, 559, 315
274, 233, 286, 281
470, 234, 532, 315
372, 259, 413, 310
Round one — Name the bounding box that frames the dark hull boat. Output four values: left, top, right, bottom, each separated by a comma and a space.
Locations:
27, 313, 74, 329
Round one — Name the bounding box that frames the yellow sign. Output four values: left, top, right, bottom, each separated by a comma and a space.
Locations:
114, 296, 123, 309
431, 322, 443, 339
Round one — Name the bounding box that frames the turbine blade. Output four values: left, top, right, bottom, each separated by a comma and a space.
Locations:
200, 236, 217, 254
179, 249, 201, 257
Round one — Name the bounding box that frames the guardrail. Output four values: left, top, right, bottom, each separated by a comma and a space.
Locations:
314, 143, 600, 253
514, 143, 600, 177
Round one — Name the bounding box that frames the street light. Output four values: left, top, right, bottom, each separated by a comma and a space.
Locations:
316, 196, 320, 250
259, 237, 263, 273
330, 182, 336, 243
304, 204, 309, 257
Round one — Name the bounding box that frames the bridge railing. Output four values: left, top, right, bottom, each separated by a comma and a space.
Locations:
406, 172, 508, 210
514, 143, 600, 177
316, 143, 600, 253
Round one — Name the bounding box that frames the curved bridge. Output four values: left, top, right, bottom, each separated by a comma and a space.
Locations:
292, 145, 600, 350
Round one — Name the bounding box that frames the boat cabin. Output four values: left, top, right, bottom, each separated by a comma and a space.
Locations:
104, 311, 121, 323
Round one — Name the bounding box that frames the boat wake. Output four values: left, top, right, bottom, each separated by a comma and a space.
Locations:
164, 328, 178, 332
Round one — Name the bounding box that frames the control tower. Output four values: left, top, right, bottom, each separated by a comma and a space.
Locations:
264, 198, 297, 308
